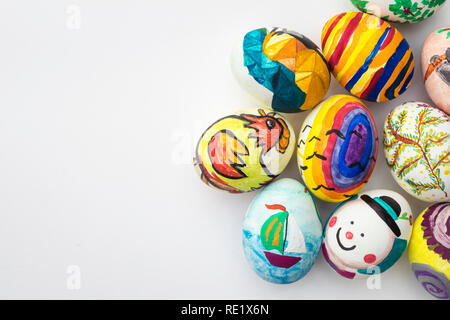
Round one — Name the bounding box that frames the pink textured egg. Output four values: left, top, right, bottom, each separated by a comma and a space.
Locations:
422, 27, 450, 114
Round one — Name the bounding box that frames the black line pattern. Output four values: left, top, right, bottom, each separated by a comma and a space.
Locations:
348, 162, 364, 171
313, 184, 335, 191
302, 125, 312, 133
306, 152, 327, 160
350, 130, 362, 139
325, 129, 345, 139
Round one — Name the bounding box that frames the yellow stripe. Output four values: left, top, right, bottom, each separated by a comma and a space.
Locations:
302, 95, 351, 201
336, 20, 388, 83
272, 222, 283, 246
322, 13, 355, 59
265, 217, 278, 242
379, 48, 413, 101
394, 52, 414, 98
334, 14, 373, 80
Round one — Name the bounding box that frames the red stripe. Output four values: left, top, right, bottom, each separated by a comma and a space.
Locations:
321, 13, 346, 49
265, 204, 286, 212
322, 101, 370, 192
328, 12, 364, 70
380, 26, 395, 50
360, 68, 384, 100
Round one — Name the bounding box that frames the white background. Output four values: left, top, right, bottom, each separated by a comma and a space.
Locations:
0, 0, 447, 299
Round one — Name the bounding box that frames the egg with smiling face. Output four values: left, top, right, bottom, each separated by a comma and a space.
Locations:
322, 189, 413, 279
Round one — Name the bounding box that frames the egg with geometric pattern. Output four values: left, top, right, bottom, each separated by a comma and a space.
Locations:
231, 27, 330, 113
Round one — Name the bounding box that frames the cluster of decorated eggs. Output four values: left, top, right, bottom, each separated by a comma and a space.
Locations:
193, 3, 449, 299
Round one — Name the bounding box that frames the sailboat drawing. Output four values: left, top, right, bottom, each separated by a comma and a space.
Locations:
260, 203, 306, 268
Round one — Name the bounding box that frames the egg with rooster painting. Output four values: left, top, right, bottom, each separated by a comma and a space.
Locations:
194, 107, 295, 193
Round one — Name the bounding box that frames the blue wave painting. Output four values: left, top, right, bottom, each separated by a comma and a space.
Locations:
243, 229, 322, 284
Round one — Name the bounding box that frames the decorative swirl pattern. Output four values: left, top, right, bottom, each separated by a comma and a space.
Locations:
422, 203, 450, 260
412, 263, 449, 299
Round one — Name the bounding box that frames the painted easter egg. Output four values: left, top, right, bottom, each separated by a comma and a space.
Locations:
193, 107, 295, 193
321, 12, 414, 102
409, 203, 450, 299
242, 178, 322, 283
351, 0, 446, 24
422, 27, 450, 114
383, 102, 450, 202
297, 95, 378, 202
230, 27, 330, 113
323, 189, 413, 279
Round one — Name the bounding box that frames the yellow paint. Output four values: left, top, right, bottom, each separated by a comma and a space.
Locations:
408, 208, 450, 279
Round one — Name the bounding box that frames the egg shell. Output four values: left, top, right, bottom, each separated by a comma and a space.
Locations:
230, 27, 330, 113
323, 189, 413, 279
408, 203, 450, 299
321, 12, 414, 102
297, 95, 378, 202
383, 102, 450, 202
422, 27, 450, 115
242, 178, 322, 284
350, 0, 446, 24
193, 107, 295, 193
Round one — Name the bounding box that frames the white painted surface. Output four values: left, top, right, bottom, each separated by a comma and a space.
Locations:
0, 0, 446, 299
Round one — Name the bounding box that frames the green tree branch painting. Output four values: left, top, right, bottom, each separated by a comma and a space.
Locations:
384, 104, 449, 198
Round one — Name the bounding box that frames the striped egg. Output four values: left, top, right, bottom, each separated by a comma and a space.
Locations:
321, 12, 414, 102
231, 27, 330, 113
297, 95, 378, 202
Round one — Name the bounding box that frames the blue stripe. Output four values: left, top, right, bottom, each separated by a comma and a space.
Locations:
373, 197, 398, 221
345, 27, 391, 92
399, 67, 414, 95
366, 39, 410, 101
385, 53, 413, 100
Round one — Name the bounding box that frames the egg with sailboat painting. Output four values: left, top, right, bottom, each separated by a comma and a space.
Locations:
242, 178, 322, 284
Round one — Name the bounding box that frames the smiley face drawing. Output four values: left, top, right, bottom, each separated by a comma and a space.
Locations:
322, 189, 413, 279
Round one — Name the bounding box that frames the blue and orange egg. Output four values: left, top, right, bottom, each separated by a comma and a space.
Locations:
321, 12, 414, 102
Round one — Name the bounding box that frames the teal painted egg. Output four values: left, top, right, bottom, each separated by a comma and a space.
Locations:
231, 27, 330, 113
242, 178, 322, 283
